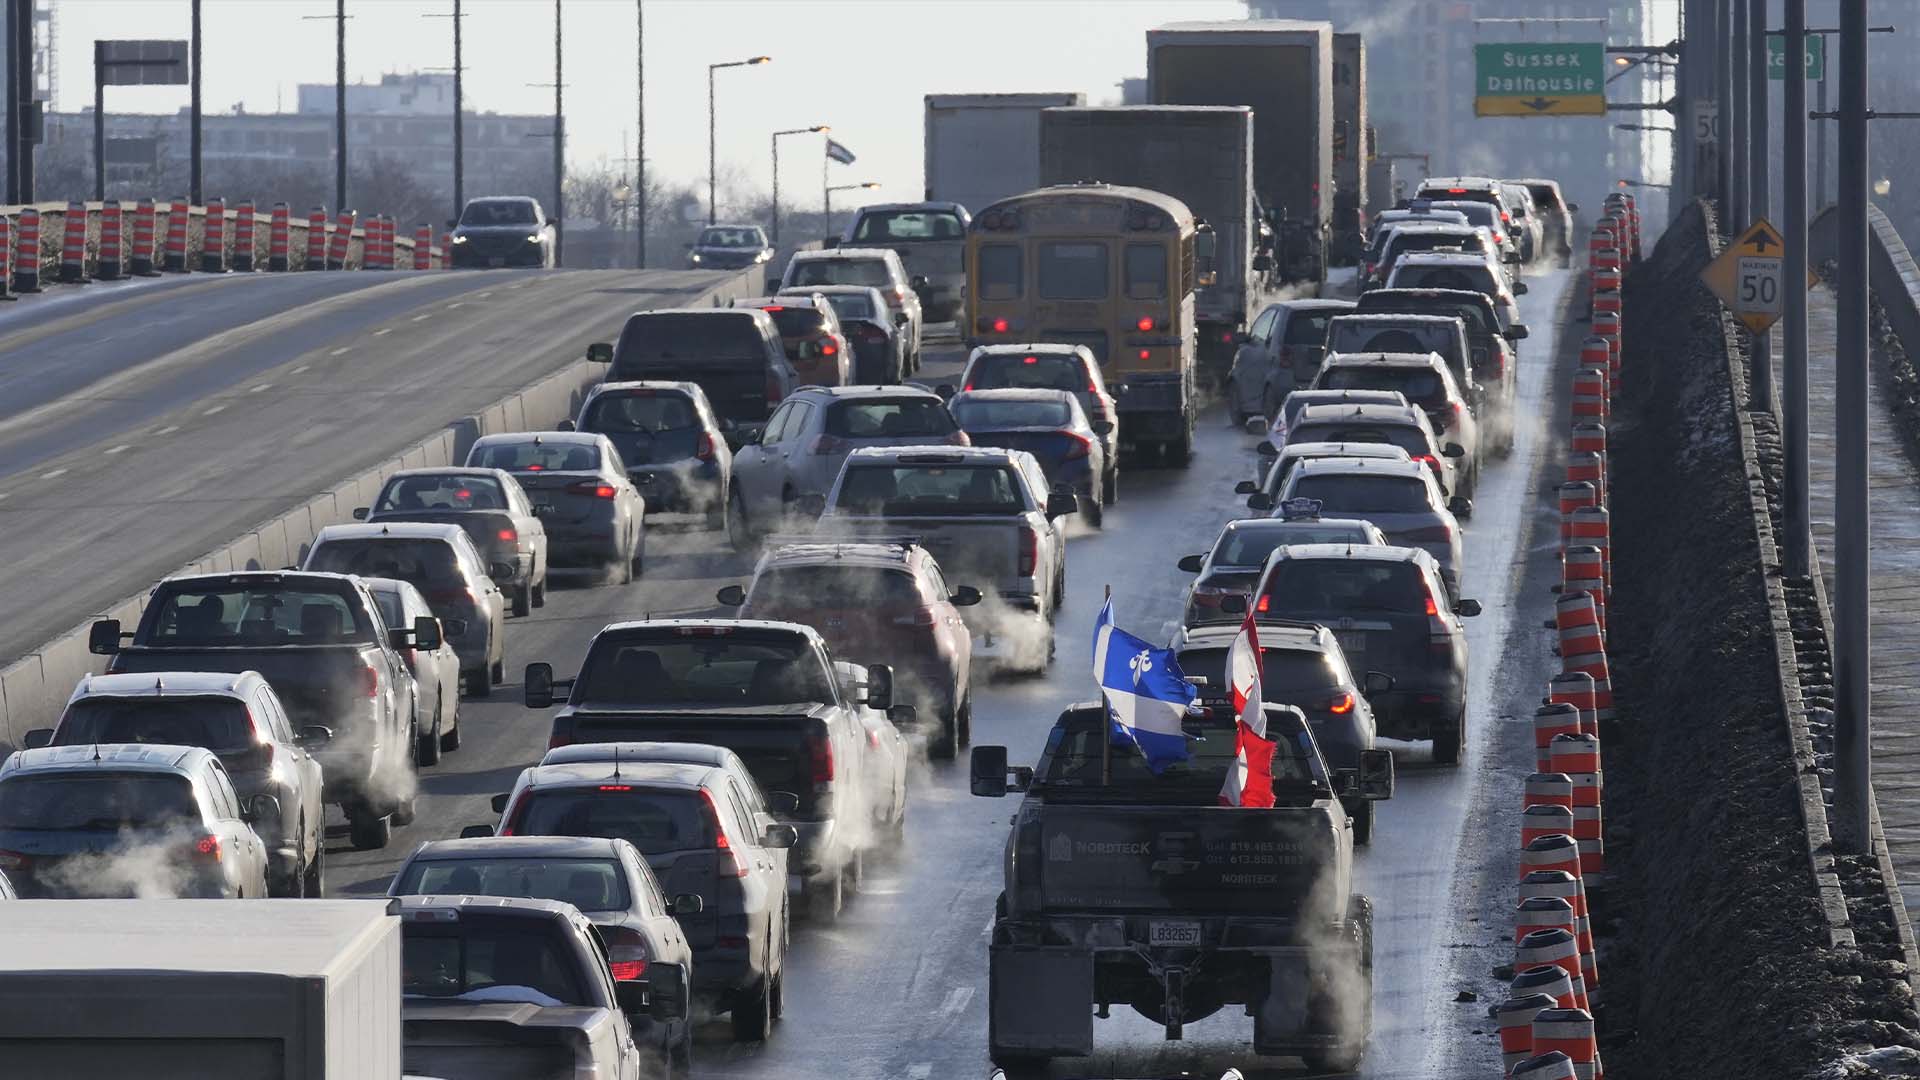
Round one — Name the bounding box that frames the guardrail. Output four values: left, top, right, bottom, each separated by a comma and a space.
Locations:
0, 265, 763, 748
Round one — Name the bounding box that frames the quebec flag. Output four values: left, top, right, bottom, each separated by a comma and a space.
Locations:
1092, 598, 1197, 773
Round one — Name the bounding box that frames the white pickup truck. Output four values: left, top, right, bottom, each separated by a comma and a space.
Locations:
811, 446, 1077, 672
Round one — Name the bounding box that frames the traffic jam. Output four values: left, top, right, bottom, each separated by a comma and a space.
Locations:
0, 17, 1631, 1080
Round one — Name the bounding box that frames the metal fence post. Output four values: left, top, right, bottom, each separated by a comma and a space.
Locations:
1782, 0, 1811, 580
1832, 0, 1871, 854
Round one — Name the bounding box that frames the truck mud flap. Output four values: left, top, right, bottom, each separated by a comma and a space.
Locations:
989, 945, 1093, 1058
1252, 958, 1313, 1053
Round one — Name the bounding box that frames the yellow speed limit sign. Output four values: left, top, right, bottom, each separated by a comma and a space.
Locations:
1699, 218, 1816, 333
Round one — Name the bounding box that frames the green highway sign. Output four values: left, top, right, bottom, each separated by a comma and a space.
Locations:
1767, 33, 1826, 80
1474, 43, 1607, 117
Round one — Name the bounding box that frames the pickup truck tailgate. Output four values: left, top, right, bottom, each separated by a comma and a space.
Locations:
404, 1002, 602, 1080
1035, 804, 1339, 915
820, 517, 1019, 592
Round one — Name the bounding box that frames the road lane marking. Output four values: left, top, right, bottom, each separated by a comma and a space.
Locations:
447, 301, 465, 309
155, 425, 179, 436
40, 468, 67, 480
476, 291, 493, 299
411, 313, 432, 322
329, 346, 352, 356
937, 986, 973, 1018
373, 328, 392, 336
290, 364, 310, 375
0, 492, 9, 502
907, 1065, 932, 1080
204, 403, 226, 416
104, 444, 129, 455
249, 382, 271, 393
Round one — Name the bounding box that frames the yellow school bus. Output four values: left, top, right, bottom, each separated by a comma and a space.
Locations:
965, 182, 1214, 464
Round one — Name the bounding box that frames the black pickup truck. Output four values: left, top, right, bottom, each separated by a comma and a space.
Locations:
91, 571, 435, 850
971, 702, 1392, 1075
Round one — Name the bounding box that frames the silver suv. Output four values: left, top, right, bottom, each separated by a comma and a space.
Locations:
781, 248, 925, 373
1279, 456, 1471, 595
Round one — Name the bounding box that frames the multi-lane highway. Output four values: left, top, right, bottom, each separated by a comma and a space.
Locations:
0, 267, 743, 665
309, 268, 1579, 1078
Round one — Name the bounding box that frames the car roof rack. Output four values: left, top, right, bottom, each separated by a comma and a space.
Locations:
762, 534, 920, 555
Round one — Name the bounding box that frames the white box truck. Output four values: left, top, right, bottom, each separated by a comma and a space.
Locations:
1332, 31, 1369, 264
1148, 20, 1335, 290
923, 93, 1086, 214
1038, 105, 1260, 381
0, 899, 402, 1080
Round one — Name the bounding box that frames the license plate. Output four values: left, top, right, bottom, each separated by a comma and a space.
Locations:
1336, 631, 1367, 656
488, 256, 505, 268
1149, 921, 1202, 947
533, 503, 554, 515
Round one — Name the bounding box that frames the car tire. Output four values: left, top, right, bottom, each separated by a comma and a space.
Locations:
631, 534, 646, 577
843, 847, 864, 896
416, 703, 442, 767
512, 585, 532, 618
348, 803, 391, 851
1349, 797, 1375, 845
730, 977, 773, 1042
928, 703, 960, 761
769, 965, 785, 1021
391, 790, 417, 828
490, 659, 505, 685
670, 1029, 694, 1071
441, 698, 461, 751
1432, 711, 1465, 765
465, 666, 491, 699
531, 576, 546, 607
805, 870, 843, 923
1103, 467, 1118, 505
729, 488, 755, 545
1166, 428, 1194, 467
1083, 492, 1104, 528
303, 838, 325, 898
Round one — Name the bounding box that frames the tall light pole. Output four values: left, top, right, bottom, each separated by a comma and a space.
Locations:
189, 0, 202, 204
824, 182, 880, 233
707, 56, 770, 224
1832, 0, 1870, 853
635, 0, 645, 268
771, 125, 827, 245
422, 1, 466, 221
552, 0, 563, 265
301, 3, 351, 211
1782, 0, 1810, 580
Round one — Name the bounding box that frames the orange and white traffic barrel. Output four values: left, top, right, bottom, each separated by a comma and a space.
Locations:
1549, 672, 1600, 735
1521, 833, 1583, 882
97, 200, 124, 280
1563, 546, 1608, 623
306, 207, 328, 270
1521, 869, 1596, 990
163, 198, 191, 273
1593, 311, 1623, 395
1591, 265, 1622, 294
1498, 992, 1559, 1073
268, 203, 291, 272
130, 198, 158, 276
1568, 507, 1611, 590
1515, 895, 1577, 946
58, 200, 89, 284
1525, 772, 1575, 810
1572, 364, 1609, 425
327, 210, 355, 270
233, 200, 256, 272
0, 213, 12, 300
1555, 593, 1605, 659
1523, 804, 1577, 850
1559, 641, 1615, 722
1533, 704, 1583, 773
1532, 1007, 1601, 1079
1592, 287, 1622, 320
1567, 450, 1607, 509
1571, 422, 1607, 458
413, 224, 433, 270
200, 197, 226, 273
1516, 927, 1588, 1013
1558, 481, 1598, 552
1511, 964, 1580, 1011
13, 207, 41, 292
1513, 1051, 1578, 1080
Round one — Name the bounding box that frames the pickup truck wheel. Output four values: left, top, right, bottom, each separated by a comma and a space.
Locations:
1083, 493, 1104, 528
531, 578, 546, 607
805, 870, 843, 923
957, 695, 972, 748
670, 1027, 694, 1070
303, 839, 325, 898
415, 703, 442, 767
843, 848, 864, 896
1102, 467, 1118, 505
1432, 711, 1465, 765
464, 666, 491, 699
730, 977, 773, 1042
1348, 797, 1375, 845
347, 804, 391, 851
391, 792, 417, 828
490, 659, 505, 685
440, 693, 461, 751
1167, 429, 1194, 467
511, 585, 532, 618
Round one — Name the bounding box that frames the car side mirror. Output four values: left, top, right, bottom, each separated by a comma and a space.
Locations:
1045, 489, 1078, 518
1443, 443, 1466, 459
489, 562, 517, 582
1455, 598, 1483, 618
413, 615, 443, 651
443, 618, 468, 638
670, 894, 704, 917
865, 664, 893, 711
1508, 324, 1531, 341
909, 275, 930, 290
1220, 593, 1249, 615
1234, 480, 1258, 496
555, 419, 576, 432
1090, 420, 1113, 436
297, 724, 335, 748
796, 493, 828, 518
1177, 553, 1205, 573
352, 507, 370, 521
459, 824, 494, 839
1513, 282, 1529, 295
767, 790, 801, 815
490, 793, 512, 814
524, 662, 556, 708
585, 342, 613, 364
243, 793, 282, 824
1358, 748, 1395, 800
1251, 253, 1274, 273
1566, 202, 1580, 212
23, 729, 53, 749
888, 704, 917, 728
1246, 493, 1275, 513
1363, 670, 1395, 696
950, 585, 983, 607
762, 823, 799, 848
1255, 441, 1278, 458
716, 584, 747, 607
1448, 496, 1473, 517
89, 619, 124, 656
935, 383, 955, 401
970, 745, 1030, 796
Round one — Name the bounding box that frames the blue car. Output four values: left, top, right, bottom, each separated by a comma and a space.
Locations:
948, 388, 1109, 527
566, 381, 733, 538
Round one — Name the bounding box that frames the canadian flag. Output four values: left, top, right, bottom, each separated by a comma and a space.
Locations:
1219, 608, 1277, 807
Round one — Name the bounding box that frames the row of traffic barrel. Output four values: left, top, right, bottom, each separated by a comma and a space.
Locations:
1495, 192, 1639, 1080
0, 199, 445, 299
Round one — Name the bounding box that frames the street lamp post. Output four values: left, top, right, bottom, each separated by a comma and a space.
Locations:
771, 125, 827, 245
708, 56, 770, 225
824, 182, 880, 234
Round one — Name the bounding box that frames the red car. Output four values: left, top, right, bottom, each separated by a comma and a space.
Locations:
731, 295, 852, 388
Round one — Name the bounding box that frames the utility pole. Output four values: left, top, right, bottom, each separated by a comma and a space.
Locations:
1832, 0, 1870, 854
423, 2, 466, 221
1712, 0, 1730, 210
1749, 0, 1772, 413
552, 0, 563, 266
1730, 0, 1749, 229
189, 0, 202, 204
8, 0, 33, 204
1782, 0, 1811, 579
336, 0, 346, 212
635, 0, 645, 268
1816, 64, 1829, 211
4, 0, 15, 204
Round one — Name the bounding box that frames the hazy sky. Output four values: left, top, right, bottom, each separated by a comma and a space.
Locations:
49, 0, 1247, 203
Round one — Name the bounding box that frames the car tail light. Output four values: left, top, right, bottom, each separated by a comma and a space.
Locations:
192, 834, 222, 863
360, 664, 379, 699
609, 960, 648, 982
566, 481, 619, 499
546, 731, 571, 750
1136, 316, 1156, 332
808, 730, 835, 784
1425, 593, 1438, 616
1137, 349, 1151, 361
1220, 330, 1234, 344
696, 431, 716, 461
1189, 584, 1234, 610
766, 371, 784, 405
893, 607, 938, 628
867, 728, 883, 750
810, 434, 848, 456
820, 338, 839, 357
1412, 453, 1444, 478
1256, 593, 1271, 613
1017, 526, 1037, 577
699, 789, 749, 878
1494, 232, 1506, 245
889, 286, 907, 305
497, 527, 517, 543
599, 784, 634, 792
1326, 692, 1356, 714
978, 316, 1010, 335
1062, 432, 1092, 460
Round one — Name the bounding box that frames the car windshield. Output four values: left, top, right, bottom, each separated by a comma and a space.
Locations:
699, 227, 762, 248
56, 698, 254, 753
470, 440, 601, 473
754, 306, 828, 338
1261, 559, 1430, 614
852, 210, 965, 242
1290, 473, 1433, 514
819, 293, 875, 321
1321, 367, 1445, 409
834, 464, 1023, 515
751, 566, 922, 610
789, 258, 890, 289
402, 918, 588, 1006
395, 857, 632, 913
460, 200, 536, 227
952, 398, 1073, 429
1209, 524, 1368, 566
1176, 647, 1346, 699
1289, 423, 1430, 456
306, 539, 464, 587
615, 313, 765, 362
377, 475, 508, 512
147, 583, 372, 646
824, 399, 956, 438
1284, 312, 1339, 345
576, 633, 833, 705
969, 353, 1086, 393
583, 392, 697, 434
0, 774, 199, 831
510, 789, 711, 857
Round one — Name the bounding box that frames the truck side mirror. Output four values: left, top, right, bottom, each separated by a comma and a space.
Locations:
1455, 598, 1483, 618
670, 894, 704, 917
1443, 443, 1466, 458
89, 619, 124, 656
459, 825, 494, 839
1255, 441, 1279, 458
1177, 553, 1205, 573
1045, 489, 1078, 519
1513, 282, 1529, 296
412, 616, 443, 651
1090, 420, 1113, 436
766, 791, 801, 815
1448, 496, 1474, 518
1508, 324, 1531, 341
1246, 493, 1275, 512
585, 342, 613, 363
971, 745, 1011, 797
242, 793, 282, 824
716, 584, 747, 607
352, 507, 369, 521
1234, 479, 1259, 496
524, 662, 556, 708
23, 729, 53, 749
1362, 671, 1395, 696
1357, 748, 1395, 800
761, 823, 799, 848
888, 704, 918, 727
865, 664, 893, 711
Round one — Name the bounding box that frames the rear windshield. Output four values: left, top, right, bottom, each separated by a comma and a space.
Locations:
1526, 184, 1563, 210
307, 539, 463, 586
1176, 647, 1346, 698
1261, 559, 1430, 614
755, 306, 828, 338
510, 789, 710, 857
402, 918, 589, 1007
377, 475, 508, 512
583, 392, 698, 434
470, 440, 601, 473
852, 210, 965, 242
1283, 312, 1339, 345
824, 399, 956, 439
395, 857, 632, 913
56, 698, 254, 753
751, 565, 922, 610
1391, 232, 1481, 258
819, 293, 875, 321
698, 227, 762, 248
615, 313, 765, 362
788, 258, 890, 289
1289, 473, 1432, 514
146, 582, 372, 646
460, 199, 535, 226
1432, 202, 1500, 231
576, 633, 832, 706
1321, 366, 1445, 408
952, 398, 1072, 429
834, 464, 1023, 515
1328, 322, 1449, 355
0, 774, 199, 831
1393, 265, 1498, 295
1288, 423, 1430, 456
968, 353, 1086, 393
1209, 525, 1367, 567
1038, 716, 1324, 791
1038, 242, 1109, 300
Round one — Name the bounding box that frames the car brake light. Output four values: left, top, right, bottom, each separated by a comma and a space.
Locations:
821, 340, 838, 357
599, 784, 634, 792
991, 317, 1009, 333
1327, 692, 1356, 715
1137, 349, 1151, 361
867, 728, 882, 750
1413, 453, 1443, 476
1017, 526, 1037, 577
1136, 317, 1155, 332
1447, 188, 1468, 194
360, 664, 379, 699
766, 371, 783, 405
496, 527, 517, 542
1256, 593, 1271, 613
1062, 432, 1091, 460
962, 382, 975, 392
696, 432, 716, 461
566, 481, 618, 499
810, 434, 848, 456
193, 834, 222, 863
808, 730, 834, 784
609, 960, 648, 982
1220, 331, 1234, 343
497, 792, 525, 835
699, 789, 749, 878
1425, 592, 1439, 616
763, 305, 785, 313
893, 607, 938, 627
1023, 356, 1039, 364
